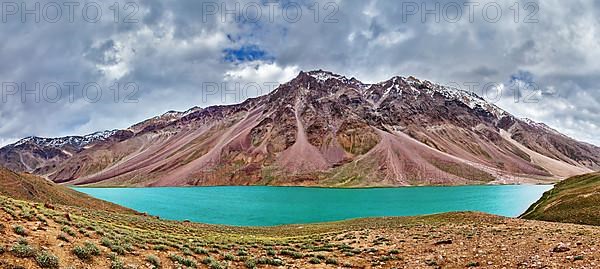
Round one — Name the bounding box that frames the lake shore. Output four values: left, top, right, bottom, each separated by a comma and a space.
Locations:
1, 195, 598, 268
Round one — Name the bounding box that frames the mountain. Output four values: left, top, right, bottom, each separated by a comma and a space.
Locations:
0, 130, 133, 176
521, 172, 600, 226
0, 166, 133, 213
1, 70, 598, 186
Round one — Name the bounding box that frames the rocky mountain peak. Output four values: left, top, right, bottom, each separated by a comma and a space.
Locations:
11, 130, 119, 149
2, 70, 599, 186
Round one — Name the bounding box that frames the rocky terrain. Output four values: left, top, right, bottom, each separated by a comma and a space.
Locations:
1, 193, 599, 268
1, 70, 598, 186
0, 166, 599, 268
522, 172, 600, 226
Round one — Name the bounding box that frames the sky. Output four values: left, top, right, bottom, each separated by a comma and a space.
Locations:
1, 0, 599, 146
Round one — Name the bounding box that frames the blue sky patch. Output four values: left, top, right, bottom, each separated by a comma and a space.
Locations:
223, 45, 274, 63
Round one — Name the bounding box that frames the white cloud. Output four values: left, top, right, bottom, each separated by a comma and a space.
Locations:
372, 29, 415, 47
1, 0, 600, 147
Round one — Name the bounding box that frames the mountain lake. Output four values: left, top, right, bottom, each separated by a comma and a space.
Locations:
74, 185, 552, 226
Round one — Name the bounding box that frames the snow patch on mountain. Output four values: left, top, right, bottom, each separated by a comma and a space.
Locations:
12, 130, 118, 149
521, 118, 563, 136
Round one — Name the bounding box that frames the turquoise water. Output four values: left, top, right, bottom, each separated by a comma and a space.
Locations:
74, 185, 552, 226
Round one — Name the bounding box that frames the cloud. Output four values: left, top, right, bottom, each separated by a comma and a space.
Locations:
1, 0, 600, 147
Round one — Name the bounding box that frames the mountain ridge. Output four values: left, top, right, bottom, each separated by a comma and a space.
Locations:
1, 70, 598, 186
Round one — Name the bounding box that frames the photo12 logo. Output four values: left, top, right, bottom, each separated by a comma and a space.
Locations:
201, 82, 280, 103
200, 1, 339, 24
446, 79, 556, 104
1, 1, 139, 23
1, 81, 139, 103
401, 1, 539, 23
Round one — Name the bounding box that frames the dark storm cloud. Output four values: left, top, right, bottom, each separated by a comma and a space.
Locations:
1, 0, 599, 147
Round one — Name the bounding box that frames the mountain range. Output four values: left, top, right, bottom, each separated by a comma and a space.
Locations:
1, 70, 598, 186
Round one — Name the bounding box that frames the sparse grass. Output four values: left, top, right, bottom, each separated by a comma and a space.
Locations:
0, 192, 599, 268
522, 172, 600, 225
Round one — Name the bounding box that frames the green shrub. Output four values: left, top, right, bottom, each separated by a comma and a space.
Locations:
237, 249, 248, 256
110, 245, 126, 255
153, 245, 168, 251
244, 259, 257, 269
2, 208, 17, 218
11, 242, 36, 258
17, 237, 29, 245
13, 225, 27, 236
108, 253, 125, 269
72, 242, 101, 260
197, 255, 222, 269
146, 255, 161, 268
61, 226, 76, 236
194, 247, 208, 254
183, 248, 194, 256
209, 262, 224, 269
84, 241, 100, 255
36, 214, 47, 223
466, 261, 480, 267
201, 257, 216, 265
256, 257, 284, 266
325, 258, 339, 265
36, 251, 60, 268
224, 253, 235, 261
110, 259, 125, 269
57, 233, 70, 242
101, 237, 113, 247
170, 254, 196, 268
21, 211, 35, 221
309, 257, 321, 264
72, 246, 91, 260
280, 249, 303, 259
